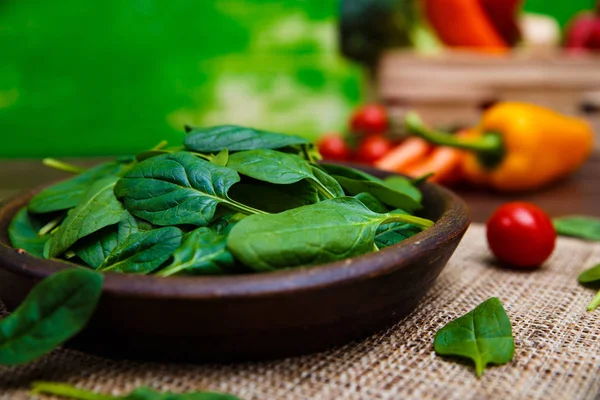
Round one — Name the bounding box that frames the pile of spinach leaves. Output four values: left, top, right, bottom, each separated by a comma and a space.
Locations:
9, 125, 433, 276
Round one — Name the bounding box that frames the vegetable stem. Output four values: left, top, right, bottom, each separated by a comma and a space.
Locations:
32, 382, 117, 400
587, 289, 600, 311
42, 158, 86, 174
382, 213, 434, 229
38, 215, 64, 236
151, 140, 169, 150
225, 200, 268, 216
309, 179, 335, 200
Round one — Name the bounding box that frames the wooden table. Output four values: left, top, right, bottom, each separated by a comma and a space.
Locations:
1, 152, 599, 223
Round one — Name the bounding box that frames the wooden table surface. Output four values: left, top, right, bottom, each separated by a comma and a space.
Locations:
1, 152, 599, 223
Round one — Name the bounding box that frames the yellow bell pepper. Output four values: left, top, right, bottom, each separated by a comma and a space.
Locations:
405, 102, 594, 191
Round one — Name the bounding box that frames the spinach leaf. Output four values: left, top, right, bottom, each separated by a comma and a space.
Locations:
0, 268, 103, 365
73, 226, 119, 269
553, 216, 600, 241
312, 167, 344, 198
375, 215, 422, 249
115, 152, 263, 227
228, 180, 320, 213
8, 207, 50, 257
28, 160, 130, 214
117, 211, 153, 243
47, 176, 124, 258
98, 227, 183, 274
383, 176, 422, 204
184, 124, 308, 153
578, 263, 600, 287
32, 381, 241, 400
332, 175, 422, 213
211, 149, 229, 166
227, 197, 432, 271
434, 297, 514, 377
577, 264, 600, 311
353, 192, 389, 213
157, 227, 235, 277
319, 163, 381, 182
227, 149, 337, 199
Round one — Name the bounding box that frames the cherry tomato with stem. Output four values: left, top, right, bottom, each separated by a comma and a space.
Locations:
317, 133, 352, 162
486, 202, 556, 268
350, 104, 388, 136
354, 134, 393, 165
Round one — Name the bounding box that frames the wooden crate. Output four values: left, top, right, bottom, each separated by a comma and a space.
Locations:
377, 50, 600, 130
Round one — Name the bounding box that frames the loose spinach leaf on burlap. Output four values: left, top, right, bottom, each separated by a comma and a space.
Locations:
227, 197, 432, 272
32, 381, 242, 400
28, 160, 131, 214
434, 297, 514, 377
0, 269, 103, 366
8, 207, 50, 257
47, 176, 124, 258
114, 152, 263, 227
184, 125, 308, 153
553, 216, 600, 241
98, 227, 182, 274
157, 227, 236, 277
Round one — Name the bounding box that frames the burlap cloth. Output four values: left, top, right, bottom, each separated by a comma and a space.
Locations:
2, 224, 600, 400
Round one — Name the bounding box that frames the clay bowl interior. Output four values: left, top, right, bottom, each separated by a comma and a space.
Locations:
0, 167, 470, 362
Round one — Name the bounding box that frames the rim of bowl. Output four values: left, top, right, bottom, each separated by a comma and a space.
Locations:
0, 177, 470, 299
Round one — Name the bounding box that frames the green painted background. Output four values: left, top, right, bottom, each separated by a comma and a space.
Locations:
0, 0, 362, 157
0, 0, 595, 158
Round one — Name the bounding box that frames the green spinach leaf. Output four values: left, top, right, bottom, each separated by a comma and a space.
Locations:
227, 149, 337, 199
8, 207, 50, 257
434, 297, 514, 377
332, 175, 421, 213
312, 167, 344, 198
320, 163, 381, 182
73, 226, 119, 269
227, 197, 432, 271
47, 176, 124, 258
553, 216, 600, 241
157, 227, 235, 277
375, 211, 422, 249
115, 152, 263, 227
383, 176, 422, 204
117, 211, 153, 243
28, 160, 130, 214
32, 381, 241, 400
98, 227, 182, 274
353, 192, 389, 213
228, 180, 319, 213
0, 268, 103, 365
184, 125, 308, 153
211, 149, 229, 166
577, 264, 600, 311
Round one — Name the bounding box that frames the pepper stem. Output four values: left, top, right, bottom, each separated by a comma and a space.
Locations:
404, 112, 505, 168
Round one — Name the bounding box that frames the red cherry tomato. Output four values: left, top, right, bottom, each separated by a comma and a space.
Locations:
486, 202, 557, 268
354, 135, 393, 165
317, 133, 352, 161
350, 104, 388, 135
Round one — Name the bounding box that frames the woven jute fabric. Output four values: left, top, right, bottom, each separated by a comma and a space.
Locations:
2, 224, 600, 400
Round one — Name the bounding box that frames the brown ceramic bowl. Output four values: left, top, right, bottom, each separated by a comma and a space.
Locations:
0, 167, 469, 362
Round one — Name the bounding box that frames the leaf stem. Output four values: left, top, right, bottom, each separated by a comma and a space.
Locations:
587, 289, 600, 311
225, 200, 268, 216
151, 140, 169, 150
309, 179, 335, 199
42, 158, 86, 174
382, 213, 434, 229
38, 215, 64, 236
31, 382, 117, 400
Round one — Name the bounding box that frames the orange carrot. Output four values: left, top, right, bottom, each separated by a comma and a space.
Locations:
374, 137, 431, 172
402, 146, 464, 184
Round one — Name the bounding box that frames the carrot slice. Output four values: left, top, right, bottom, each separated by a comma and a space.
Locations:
374, 137, 431, 172
402, 146, 464, 183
